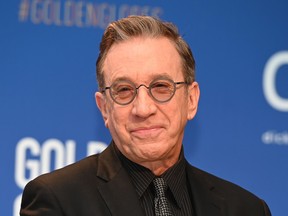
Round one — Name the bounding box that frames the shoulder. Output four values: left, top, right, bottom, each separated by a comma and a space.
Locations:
186, 163, 258, 198
22, 154, 102, 202
20, 154, 110, 215
186, 163, 271, 215
24, 143, 121, 192
34, 154, 100, 185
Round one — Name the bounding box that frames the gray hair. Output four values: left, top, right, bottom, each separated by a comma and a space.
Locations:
96, 15, 195, 89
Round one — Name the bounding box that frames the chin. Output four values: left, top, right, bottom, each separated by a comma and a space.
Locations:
138, 147, 169, 159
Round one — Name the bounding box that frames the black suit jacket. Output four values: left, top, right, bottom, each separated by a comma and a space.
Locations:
20, 144, 271, 216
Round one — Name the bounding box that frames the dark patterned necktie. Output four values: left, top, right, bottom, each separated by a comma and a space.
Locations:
153, 177, 173, 216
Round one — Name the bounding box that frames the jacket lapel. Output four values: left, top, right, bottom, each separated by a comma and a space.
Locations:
187, 164, 226, 216
95, 144, 226, 216
96, 144, 145, 216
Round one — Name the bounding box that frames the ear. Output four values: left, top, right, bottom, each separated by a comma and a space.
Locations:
187, 82, 200, 120
95, 92, 109, 128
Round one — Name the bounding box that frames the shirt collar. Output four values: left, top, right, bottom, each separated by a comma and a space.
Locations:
114, 143, 154, 197
162, 151, 187, 208
114, 143, 187, 208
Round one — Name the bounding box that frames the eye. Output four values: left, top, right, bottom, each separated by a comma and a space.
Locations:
111, 83, 135, 99
151, 80, 174, 93
116, 85, 133, 93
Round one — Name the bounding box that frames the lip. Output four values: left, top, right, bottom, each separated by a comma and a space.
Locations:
130, 126, 164, 138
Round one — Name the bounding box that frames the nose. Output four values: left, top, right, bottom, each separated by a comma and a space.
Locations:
131, 85, 157, 118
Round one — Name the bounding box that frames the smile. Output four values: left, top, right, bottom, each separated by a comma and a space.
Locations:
130, 126, 164, 138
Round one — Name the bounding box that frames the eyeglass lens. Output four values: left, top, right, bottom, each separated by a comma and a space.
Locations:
108, 78, 181, 105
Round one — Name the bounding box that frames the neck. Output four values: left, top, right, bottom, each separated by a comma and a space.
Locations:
113, 141, 183, 176
140, 156, 180, 176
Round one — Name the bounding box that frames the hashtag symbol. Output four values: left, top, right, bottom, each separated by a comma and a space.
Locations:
19, 0, 30, 22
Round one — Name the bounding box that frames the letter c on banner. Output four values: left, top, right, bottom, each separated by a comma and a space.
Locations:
263, 51, 288, 112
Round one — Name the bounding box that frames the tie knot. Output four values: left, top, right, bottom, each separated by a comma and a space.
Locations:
153, 177, 168, 197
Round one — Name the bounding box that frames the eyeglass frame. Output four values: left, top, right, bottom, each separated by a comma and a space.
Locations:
100, 77, 188, 105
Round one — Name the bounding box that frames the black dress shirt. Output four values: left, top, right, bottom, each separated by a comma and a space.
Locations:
114, 144, 194, 216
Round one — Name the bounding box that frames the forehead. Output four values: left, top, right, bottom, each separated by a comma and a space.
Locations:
102, 36, 183, 83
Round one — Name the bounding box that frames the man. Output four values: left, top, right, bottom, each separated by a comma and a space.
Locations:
20, 16, 271, 216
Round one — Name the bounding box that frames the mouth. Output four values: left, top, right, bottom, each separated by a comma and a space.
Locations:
130, 126, 164, 139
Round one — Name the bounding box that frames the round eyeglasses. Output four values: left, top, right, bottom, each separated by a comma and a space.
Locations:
101, 78, 188, 105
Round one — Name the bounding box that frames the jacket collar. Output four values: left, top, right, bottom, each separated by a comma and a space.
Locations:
96, 143, 226, 216
96, 143, 145, 216
187, 164, 226, 216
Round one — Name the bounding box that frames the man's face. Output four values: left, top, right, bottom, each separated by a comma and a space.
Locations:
96, 37, 199, 168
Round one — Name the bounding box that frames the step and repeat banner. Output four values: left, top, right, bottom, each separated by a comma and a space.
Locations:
1, 0, 287, 215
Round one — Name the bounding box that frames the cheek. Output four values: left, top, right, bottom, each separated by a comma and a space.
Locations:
167, 100, 188, 128
107, 106, 129, 132
170, 111, 187, 130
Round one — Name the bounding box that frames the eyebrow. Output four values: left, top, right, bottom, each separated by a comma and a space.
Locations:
111, 73, 174, 84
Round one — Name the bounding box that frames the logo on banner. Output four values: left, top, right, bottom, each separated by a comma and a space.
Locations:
262, 51, 288, 146
13, 137, 107, 216
18, 0, 163, 28
263, 51, 288, 112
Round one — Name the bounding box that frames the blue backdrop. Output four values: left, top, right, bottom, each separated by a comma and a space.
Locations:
1, 0, 287, 215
